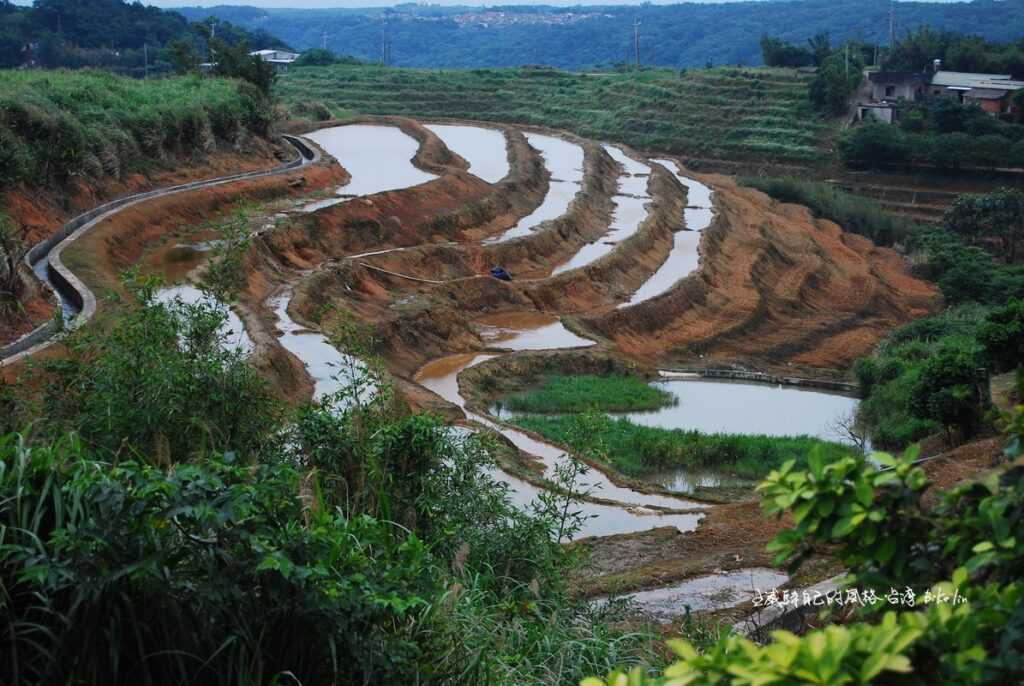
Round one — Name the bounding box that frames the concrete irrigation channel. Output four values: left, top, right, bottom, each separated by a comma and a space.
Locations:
0, 135, 319, 367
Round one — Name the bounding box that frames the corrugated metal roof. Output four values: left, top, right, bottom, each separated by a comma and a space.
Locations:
932, 71, 1013, 87
964, 88, 1011, 100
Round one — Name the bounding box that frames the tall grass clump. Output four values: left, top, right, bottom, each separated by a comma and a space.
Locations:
511, 412, 854, 481
499, 374, 676, 414
741, 176, 918, 246
0, 69, 272, 187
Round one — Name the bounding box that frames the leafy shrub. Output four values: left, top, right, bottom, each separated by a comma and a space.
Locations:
585, 401, 1024, 685
37, 278, 281, 462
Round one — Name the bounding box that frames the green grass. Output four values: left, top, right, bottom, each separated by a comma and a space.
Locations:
511, 413, 854, 481
0, 69, 271, 187
277, 64, 832, 164
740, 176, 920, 247
499, 374, 676, 414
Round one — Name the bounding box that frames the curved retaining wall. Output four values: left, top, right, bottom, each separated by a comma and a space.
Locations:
1, 135, 318, 366
661, 367, 859, 395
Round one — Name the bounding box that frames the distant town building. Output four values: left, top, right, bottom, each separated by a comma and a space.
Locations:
250, 49, 301, 71
858, 63, 1024, 123
930, 71, 1024, 114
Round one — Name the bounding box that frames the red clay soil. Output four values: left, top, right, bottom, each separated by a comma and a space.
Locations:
585, 176, 941, 373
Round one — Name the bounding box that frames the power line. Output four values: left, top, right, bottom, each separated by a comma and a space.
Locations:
633, 16, 641, 68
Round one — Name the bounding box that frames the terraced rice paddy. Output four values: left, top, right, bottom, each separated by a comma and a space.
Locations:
279, 66, 831, 164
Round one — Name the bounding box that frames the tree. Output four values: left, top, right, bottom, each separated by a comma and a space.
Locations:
294, 48, 339, 67
978, 299, 1024, 372
168, 38, 200, 73
808, 46, 863, 116
945, 189, 1024, 262
210, 37, 276, 96
807, 31, 831, 66
759, 35, 813, 68
838, 122, 909, 167
911, 346, 989, 444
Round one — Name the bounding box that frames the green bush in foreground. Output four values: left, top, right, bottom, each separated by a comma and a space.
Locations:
500, 374, 676, 414
512, 412, 853, 481
3, 293, 667, 685
584, 395, 1024, 685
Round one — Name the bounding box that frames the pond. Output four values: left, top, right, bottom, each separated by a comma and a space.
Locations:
617, 159, 715, 308
425, 123, 510, 184
551, 145, 650, 275
306, 124, 437, 201
485, 132, 584, 243
618, 378, 859, 443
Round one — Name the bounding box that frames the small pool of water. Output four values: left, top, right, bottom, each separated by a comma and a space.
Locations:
551, 145, 650, 275
154, 285, 253, 355
306, 124, 437, 200
426, 124, 510, 184
270, 287, 371, 403
485, 133, 584, 244
619, 379, 860, 443
617, 160, 715, 308
601, 568, 789, 620
475, 312, 595, 351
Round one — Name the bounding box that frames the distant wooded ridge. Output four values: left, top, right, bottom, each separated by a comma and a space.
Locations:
173, 0, 1024, 69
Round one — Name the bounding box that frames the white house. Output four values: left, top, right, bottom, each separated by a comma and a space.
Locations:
250, 49, 301, 71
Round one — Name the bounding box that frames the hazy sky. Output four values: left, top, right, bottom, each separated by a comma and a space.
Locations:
148, 0, 768, 7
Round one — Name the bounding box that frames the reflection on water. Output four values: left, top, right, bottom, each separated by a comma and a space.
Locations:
154, 285, 253, 355
306, 124, 437, 201
618, 379, 860, 443
601, 568, 790, 620
475, 312, 596, 351
618, 159, 716, 308
426, 124, 510, 184
551, 145, 650, 275
486, 133, 584, 243
415, 352, 707, 538
270, 287, 371, 403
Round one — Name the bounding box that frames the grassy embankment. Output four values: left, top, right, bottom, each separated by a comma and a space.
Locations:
497, 373, 853, 481
0, 69, 273, 188
277, 65, 831, 164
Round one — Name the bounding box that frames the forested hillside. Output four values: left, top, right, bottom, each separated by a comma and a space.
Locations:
0, 0, 287, 75
176, 0, 1024, 69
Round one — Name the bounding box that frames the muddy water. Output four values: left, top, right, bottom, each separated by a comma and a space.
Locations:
475, 312, 595, 351
270, 287, 371, 402
617, 159, 716, 308
603, 568, 789, 620
416, 351, 708, 540
619, 379, 859, 443
485, 133, 584, 244
425, 124, 510, 184
153, 285, 253, 355
306, 124, 437, 200
551, 145, 650, 275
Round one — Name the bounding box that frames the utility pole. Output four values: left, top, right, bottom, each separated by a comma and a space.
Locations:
144, 43, 148, 79
633, 17, 641, 68
321, 32, 328, 51
845, 43, 849, 78
888, 0, 896, 50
